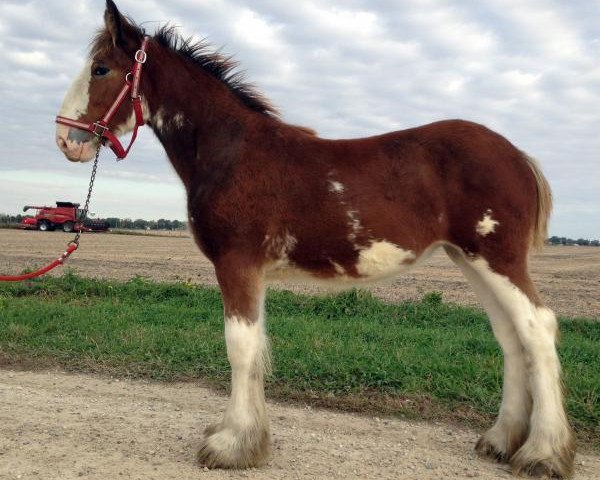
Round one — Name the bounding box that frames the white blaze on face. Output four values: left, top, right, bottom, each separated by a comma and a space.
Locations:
56, 60, 98, 162
58, 60, 92, 119
476, 209, 500, 236
356, 240, 416, 278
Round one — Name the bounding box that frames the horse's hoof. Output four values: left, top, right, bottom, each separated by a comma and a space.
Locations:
197, 423, 270, 469
510, 439, 576, 479
475, 424, 528, 464
511, 457, 573, 479
476, 436, 510, 463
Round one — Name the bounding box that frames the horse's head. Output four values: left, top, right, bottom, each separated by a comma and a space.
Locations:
56, 0, 144, 162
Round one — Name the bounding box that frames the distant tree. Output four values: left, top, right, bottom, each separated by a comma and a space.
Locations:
548, 236, 561, 245
105, 217, 120, 228
156, 218, 168, 230
133, 218, 148, 229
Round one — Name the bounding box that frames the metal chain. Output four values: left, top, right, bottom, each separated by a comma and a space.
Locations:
71, 143, 102, 246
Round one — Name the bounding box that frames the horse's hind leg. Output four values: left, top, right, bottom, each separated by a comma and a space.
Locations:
444, 245, 530, 460
197, 254, 270, 468
445, 245, 575, 478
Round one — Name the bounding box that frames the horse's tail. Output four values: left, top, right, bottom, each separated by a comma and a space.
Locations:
523, 153, 553, 251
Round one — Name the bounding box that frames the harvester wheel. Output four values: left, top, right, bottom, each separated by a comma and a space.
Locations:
38, 221, 51, 232
62, 221, 74, 233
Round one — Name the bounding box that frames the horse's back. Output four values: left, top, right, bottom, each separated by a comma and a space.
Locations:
318, 119, 539, 251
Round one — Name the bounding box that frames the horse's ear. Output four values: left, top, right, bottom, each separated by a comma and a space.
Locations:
104, 0, 138, 49
104, 0, 125, 47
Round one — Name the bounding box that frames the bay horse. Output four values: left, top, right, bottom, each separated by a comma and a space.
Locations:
55, 1, 575, 477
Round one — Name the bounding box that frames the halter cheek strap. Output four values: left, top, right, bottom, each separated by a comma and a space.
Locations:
56, 36, 150, 160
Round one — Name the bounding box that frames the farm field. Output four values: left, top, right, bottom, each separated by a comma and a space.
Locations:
1, 229, 598, 319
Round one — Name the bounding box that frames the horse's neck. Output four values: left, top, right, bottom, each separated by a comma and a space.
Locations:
143, 51, 254, 189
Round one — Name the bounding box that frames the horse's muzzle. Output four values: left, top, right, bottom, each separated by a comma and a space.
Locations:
56, 125, 98, 162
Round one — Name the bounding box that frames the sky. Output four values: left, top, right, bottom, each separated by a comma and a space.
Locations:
0, 0, 598, 238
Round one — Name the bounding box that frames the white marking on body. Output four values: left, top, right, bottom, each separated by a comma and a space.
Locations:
267, 242, 441, 290
331, 261, 346, 275
476, 209, 500, 236
264, 232, 296, 260
347, 210, 362, 242
153, 106, 166, 132
328, 180, 345, 193
110, 98, 150, 141
263, 232, 298, 274
172, 112, 185, 129
356, 241, 416, 278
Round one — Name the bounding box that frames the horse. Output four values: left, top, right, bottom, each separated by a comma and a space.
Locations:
55, 1, 575, 477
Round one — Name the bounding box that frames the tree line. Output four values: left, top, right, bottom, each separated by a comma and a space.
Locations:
1, 213, 599, 241
547, 236, 600, 246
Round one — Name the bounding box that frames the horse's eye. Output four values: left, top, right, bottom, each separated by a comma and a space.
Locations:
92, 65, 110, 77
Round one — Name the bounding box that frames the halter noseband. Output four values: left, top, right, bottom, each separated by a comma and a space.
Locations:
55, 37, 150, 160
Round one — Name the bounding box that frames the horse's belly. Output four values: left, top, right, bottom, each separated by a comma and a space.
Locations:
265, 240, 423, 286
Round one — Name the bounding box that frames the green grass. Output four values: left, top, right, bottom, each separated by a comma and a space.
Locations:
0, 273, 598, 447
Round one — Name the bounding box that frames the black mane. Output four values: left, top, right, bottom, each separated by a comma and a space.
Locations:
153, 25, 279, 117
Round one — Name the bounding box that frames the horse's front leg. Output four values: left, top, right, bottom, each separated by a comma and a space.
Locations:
197, 257, 270, 469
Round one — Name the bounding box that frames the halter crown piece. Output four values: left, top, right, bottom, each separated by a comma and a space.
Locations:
55, 37, 150, 160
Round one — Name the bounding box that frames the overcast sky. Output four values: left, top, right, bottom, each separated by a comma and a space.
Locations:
0, 0, 598, 238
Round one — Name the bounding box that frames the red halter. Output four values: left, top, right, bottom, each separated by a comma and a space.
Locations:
55, 37, 150, 160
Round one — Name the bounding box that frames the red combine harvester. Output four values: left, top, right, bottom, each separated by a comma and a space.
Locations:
20, 202, 110, 232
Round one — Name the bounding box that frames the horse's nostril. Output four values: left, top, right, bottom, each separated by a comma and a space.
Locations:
57, 136, 69, 152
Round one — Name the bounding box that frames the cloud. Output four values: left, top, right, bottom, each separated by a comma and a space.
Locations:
0, 0, 599, 238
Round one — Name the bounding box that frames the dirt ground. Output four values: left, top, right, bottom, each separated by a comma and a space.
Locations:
1, 369, 598, 480
1, 229, 598, 318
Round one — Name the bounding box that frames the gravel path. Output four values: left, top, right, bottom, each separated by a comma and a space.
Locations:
1, 369, 598, 480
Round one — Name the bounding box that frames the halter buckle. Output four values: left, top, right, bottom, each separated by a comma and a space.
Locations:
92, 122, 108, 138
134, 49, 147, 64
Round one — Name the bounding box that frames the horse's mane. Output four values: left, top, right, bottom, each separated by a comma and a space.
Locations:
92, 20, 319, 133
153, 25, 279, 118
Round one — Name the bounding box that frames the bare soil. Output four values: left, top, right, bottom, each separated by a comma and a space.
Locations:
1, 369, 598, 480
1, 229, 598, 318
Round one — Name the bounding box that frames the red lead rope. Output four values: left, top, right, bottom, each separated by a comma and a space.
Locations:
0, 243, 78, 282
0, 144, 101, 282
